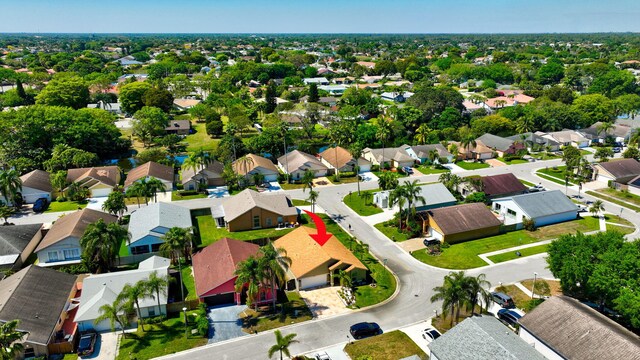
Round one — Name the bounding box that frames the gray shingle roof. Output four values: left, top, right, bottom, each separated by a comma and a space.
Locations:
476, 133, 514, 152
128, 202, 192, 244
519, 296, 640, 360
278, 150, 328, 174
507, 190, 578, 219
222, 189, 299, 222
20, 170, 52, 193
428, 316, 547, 360
0, 224, 42, 266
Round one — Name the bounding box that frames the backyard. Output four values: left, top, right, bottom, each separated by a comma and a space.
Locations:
184, 122, 219, 152
343, 190, 383, 216
455, 161, 490, 170
412, 216, 600, 269
171, 191, 208, 201
195, 215, 295, 247
344, 330, 427, 360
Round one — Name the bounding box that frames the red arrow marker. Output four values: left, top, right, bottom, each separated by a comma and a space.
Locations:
303, 210, 332, 246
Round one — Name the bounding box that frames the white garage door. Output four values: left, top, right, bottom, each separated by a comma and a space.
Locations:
358, 164, 371, 173
90, 188, 112, 198
264, 174, 278, 182
300, 274, 328, 289
429, 227, 444, 241
23, 192, 50, 204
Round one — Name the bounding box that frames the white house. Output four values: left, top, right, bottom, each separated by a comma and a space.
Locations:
124, 161, 175, 191
277, 150, 329, 180
373, 183, 457, 211
492, 190, 578, 229
303, 77, 329, 85
75, 256, 171, 332
19, 169, 53, 204
127, 202, 192, 256
380, 91, 414, 102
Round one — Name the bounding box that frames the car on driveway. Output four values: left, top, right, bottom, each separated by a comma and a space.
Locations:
33, 197, 49, 213
497, 309, 522, 327
423, 238, 440, 246
402, 166, 414, 175
77, 332, 98, 357
491, 292, 515, 309
421, 327, 441, 342
349, 322, 382, 339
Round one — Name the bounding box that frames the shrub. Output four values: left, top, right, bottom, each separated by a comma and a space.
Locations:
56, 196, 67, 202
371, 165, 380, 172
196, 316, 209, 336
522, 217, 536, 231
524, 298, 545, 312
177, 190, 199, 197
332, 174, 341, 182
440, 242, 451, 249
145, 315, 167, 324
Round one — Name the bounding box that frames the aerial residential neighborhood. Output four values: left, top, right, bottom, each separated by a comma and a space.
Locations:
1, 4, 640, 360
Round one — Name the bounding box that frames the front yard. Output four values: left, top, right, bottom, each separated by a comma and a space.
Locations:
455, 161, 490, 170
586, 190, 640, 212
343, 190, 383, 216
171, 191, 208, 201
416, 165, 450, 175
239, 291, 313, 333
195, 215, 295, 247
344, 330, 427, 360
44, 200, 87, 213
412, 216, 600, 269
374, 221, 410, 242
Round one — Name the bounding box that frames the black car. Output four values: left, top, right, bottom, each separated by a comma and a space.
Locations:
33, 197, 49, 213
77, 332, 98, 356
423, 238, 440, 246
491, 292, 515, 309
349, 322, 382, 339
497, 309, 522, 327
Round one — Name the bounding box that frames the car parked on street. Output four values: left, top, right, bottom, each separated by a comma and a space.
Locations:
497, 309, 522, 327
77, 332, 98, 357
349, 322, 382, 339
421, 327, 441, 342
491, 292, 515, 309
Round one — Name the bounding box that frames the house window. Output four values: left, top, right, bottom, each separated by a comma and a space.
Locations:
253, 216, 261, 229
48, 251, 59, 262
148, 308, 156, 317
507, 209, 517, 217
277, 216, 283, 223
495, 204, 501, 210
266, 218, 272, 227
63, 249, 80, 260
151, 243, 162, 252
131, 245, 150, 255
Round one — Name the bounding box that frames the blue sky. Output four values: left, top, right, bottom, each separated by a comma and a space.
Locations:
2, 0, 640, 33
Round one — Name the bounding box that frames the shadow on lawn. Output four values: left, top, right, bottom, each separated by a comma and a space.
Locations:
118, 321, 186, 356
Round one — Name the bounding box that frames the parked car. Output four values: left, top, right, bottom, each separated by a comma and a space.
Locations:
497, 309, 522, 327
349, 322, 382, 339
32, 197, 49, 213
77, 332, 98, 356
315, 352, 331, 360
421, 327, 441, 342
613, 147, 621, 153
423, 238, 440, 246
491, 292, 515, 309
402, 166, 414, 175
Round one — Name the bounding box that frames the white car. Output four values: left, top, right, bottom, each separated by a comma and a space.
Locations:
315, 352, 331, 360
421, 327, 442, 342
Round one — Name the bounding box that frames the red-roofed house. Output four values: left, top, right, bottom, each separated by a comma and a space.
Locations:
192, 238, 273, 306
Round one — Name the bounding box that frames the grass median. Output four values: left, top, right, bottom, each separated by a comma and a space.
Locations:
344, 330, 427, 360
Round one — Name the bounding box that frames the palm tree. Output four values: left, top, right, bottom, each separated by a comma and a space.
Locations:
414, 124, 431, 145
460, 135, 477, 161
267, 330, 298, 360
590, 200, 605, 217
49, 170, 67, 199
464, 273, 491, 316
0, 320, 24, 360
236, 155, 254, 188
301, 170, 315, 192
95, 300, 130, 336
428, 149, 440, 165
80, 219, 128, 273
448, 143, 459, 161
118, 280, 152, 331
378, 171, 398, 191
145, 177, 167, 203
259, 244, 292, 311
403, 180, 425, 223
0, 204, 15, 225
597, 121, 614, 139
102, 188, 127, 218
67, 182, 90, 203
307, 190, 319, 213
252, 172, 265, 187
0, 170, 22, 207
430, 271, 468, 326
125, 182, 145, 208
376, 117, 393, 169
235, 256, 263, 310
349, 143, 364, 195
160, 227, 193, 264
144, 272, 171, 316
390, 187, 407, 230
333, 269, 352, 289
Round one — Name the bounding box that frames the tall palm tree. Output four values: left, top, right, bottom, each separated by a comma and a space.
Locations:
102, 188, 127, 218
125, 181, 146, 208
145, 177, 167, 203
428, 149, 440, 165
349, 143, 364, 195
460, 135, 477, 161
236, 155, 255, 188
414, 124, 431, 145
160, 227, 193, 264
301, 170, 315, 192
267, 330, 298, 360
0, 320, 24, 360
144, 272, 171, 316
597, 121, 614, 139
118, 280, 152, 331
259, 244, 292, 311
307, 190, 319, 213
390, 186, 407, 229
80, 219, 128, 273
235, 256, 263, 310
464, 273, 491, 316
95, 300, 130, 336
403, 180, 425, 223
376, 117, 393, 169
430, 271, 468, 326
0, 170, 22, 207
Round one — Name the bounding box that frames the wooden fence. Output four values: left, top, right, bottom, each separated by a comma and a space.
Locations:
167, 299, 200, 313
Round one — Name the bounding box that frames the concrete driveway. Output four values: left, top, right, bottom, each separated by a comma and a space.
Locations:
299, 286, 350, 318
400, 320, 434, 354
486, 159, 506, 167
398, 238, 426, 253
80, 332, 118, 360
207, 305, 247, 344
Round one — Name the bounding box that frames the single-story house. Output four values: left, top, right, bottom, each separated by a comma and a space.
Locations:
428, 315, 546, 360
0, 266, 79, 358
518, 296, 640, 360
273, 226, 367, 290
181, 160, 225, 190
19, 169, 53, 204
454, 141, 495, 160
66, 166, 121, 198
303, 77, 330, 85
591, 158, 640, 184
193, 238, 272, 306
0, 223, 43, 271
87, 102, 122, 115
362, 147, 415, 169
627, 175, 640, 196
404, 144, 454, 164
380, 91, 414, 102
173, 98, 201, 111
579, 121, 633, 143
475, 133, 525, 157
373, 183, 456, 211
125, 161, 175, 191
232, 153, 280, 184
540, 130, 590, 148
35, 208, 117, 266
318, 146, 371, 174
506, 132, 561, 152
117, 55, 143, 66
216, 189, 299, 231
492, 190, 578, 229
277, 150, 329, 180
425, 203, 502, 244
318, 85, 348, 95
75, 256, 171, 332
462, 99, 492, 113
165, 120, 191, 135
127, 202, 192, 256
461, 173, 528, 199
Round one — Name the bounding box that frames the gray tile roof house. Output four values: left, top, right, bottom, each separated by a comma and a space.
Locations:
363, 147, 415, 167
277, 150, 328, 175
476, 133, 516, 152
508, 190, 577, 219
506, 132, 561, 150
405, 144, 454, 163
428, 315, 546, 360
0, 223, 43, 270
127, 202, 192, 255
519, 296, 640, 360
222, 189, 299, 223
373, 183, 457, 211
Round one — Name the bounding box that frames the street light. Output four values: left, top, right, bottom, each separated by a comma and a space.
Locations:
531, 272, 538, 299
183, 307, 188, 338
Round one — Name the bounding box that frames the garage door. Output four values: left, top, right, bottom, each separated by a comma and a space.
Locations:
204, 292, 235, 306
23, 192, 50, 204
90, 188, 112, 198
264, 174, 278, 182
300, 274, 328, 289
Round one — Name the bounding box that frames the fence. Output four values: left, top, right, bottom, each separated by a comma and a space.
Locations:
48, 341, 74, 354
167, 299, 200, 313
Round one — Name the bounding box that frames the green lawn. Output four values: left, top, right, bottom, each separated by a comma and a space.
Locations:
304, 214, 396, 308
374, 221, 410, 242
195, 215, 294, 247
536, 166, 578, 185
531, 152, 560, 160
63, 354, 78, 360
373, 170, 407, 178
597, 188, 640, 207
519, 179, 535, 187
291, 199, 311, 206
580, 149, 592, 155
44, 200, 87, 213
118, 238, 130, 257
328, 175, 361, 184
185, 122, 219, 152
279, 182, 309, 190
455, 161, 490, 170
116, 312, 207, 360
181, 266, 198, 301
586, 191, 640, 212
343, 190, 383, 216
344, 330, 427, 360
171, 191, 208, 201
488, 243, 549, 263
239, 291, 313, 333
497, 157, 528, 165
412, 217, 600, 269
416, 165, 450, 175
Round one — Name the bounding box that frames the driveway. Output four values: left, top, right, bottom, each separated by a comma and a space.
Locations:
485, 159, 506, 167
86, 197, 108, 210
399, 320, 434, 355
304, 344, 350, 360
207, 304, 247, 344
359, 171, 378, 183
299, 286, 350, 318
207, 186, 230, 198
80, 332, 118, 360
398, 238, 426, 253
